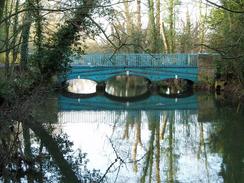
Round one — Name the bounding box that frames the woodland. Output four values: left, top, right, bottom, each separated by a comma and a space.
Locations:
0, 0, 244, 100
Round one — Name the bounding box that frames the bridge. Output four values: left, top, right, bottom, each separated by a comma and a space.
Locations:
62, 53, 200, 82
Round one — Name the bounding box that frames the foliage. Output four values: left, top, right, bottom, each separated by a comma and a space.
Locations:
208, 0, 244, 86
0, 0, 114, 101
0, 72, 37, 103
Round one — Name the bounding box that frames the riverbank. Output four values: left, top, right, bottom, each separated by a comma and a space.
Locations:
219, 83, 244, 104
0, 73, 58, 107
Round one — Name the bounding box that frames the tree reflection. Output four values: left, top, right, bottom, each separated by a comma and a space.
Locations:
0, 120, 103, 182
106, 76, 148, 97
0, 97, 103, 183
116, 108, 224, 183
209, 106, 244, 183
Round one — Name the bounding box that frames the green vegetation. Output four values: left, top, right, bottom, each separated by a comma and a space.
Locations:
0, 0, 243, 102
207, 0, 244, 94
0, 0, 111, 102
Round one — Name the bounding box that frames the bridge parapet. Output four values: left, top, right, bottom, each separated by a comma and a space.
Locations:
70, 53, 198, 67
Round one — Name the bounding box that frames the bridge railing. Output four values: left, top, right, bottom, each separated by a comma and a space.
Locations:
70, 53, 198, 67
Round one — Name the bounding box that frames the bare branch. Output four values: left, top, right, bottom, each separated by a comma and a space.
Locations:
0, 1, 131, 25
87, 16, 117, 48
98, 138, 125, 183
195, 43, 244, 59
0, 40, 33, 54
205, 0, 244, 13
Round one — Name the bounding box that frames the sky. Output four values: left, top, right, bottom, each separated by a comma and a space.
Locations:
92, 0, 212, 44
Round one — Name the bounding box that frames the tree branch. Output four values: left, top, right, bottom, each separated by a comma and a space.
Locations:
195, 43, 244, 59
87, 16, 117, 48
205, 0, 244, 13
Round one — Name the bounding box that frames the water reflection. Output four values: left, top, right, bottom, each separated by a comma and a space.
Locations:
1, 89, 244, 182
58, 106, 229, 182
0, 96, 103, 183
105, 76, 149, 97
158, 78, 193, 97
66, 79, 97, 94
58, 92, 244, 183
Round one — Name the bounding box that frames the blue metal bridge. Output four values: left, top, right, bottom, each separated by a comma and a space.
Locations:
64, 53, 199, 82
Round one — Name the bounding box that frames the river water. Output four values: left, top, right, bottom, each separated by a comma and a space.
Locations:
0, 78, 243, 183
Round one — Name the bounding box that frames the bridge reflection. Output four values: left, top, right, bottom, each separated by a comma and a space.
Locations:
57, 94, 223, 183
59, 94, 198, 111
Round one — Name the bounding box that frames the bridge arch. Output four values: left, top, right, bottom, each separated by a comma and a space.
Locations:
104, 75, 151, 98
157, 78, 194, 96
65, 78, 97, 95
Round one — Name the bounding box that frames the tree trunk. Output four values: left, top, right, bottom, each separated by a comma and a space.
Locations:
20, 0, 32, 71
40, 0, 96, 78
33, 0, 43, 71
148, 0, 157, 53
161, 21, 169, 53
155, 0, 162, 52
199, 0, 207, 53
11, 0, 20, 74
0, 0, 6, 22
123, 0, 132, 35
4, 19, 10, 75
4, 0, 13, 76
136, 0, 142, 31
26, 120, 80, 183
134, 0, 142, 52
169, 0, 175, 53
168, 113, 174, 182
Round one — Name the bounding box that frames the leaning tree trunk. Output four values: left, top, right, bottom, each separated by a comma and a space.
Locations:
40, 0, 96, 78
161, 21, 169, 53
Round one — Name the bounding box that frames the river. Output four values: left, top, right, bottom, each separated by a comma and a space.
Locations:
0, 77, 243, 183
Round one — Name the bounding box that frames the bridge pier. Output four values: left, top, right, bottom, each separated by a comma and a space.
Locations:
96, 82, 106, 92
197, 54, 218, 87
148, 82, 160, 94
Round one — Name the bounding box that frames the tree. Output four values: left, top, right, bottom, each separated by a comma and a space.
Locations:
134, 0, 142, 52
0, 0, 6, 22
178, 7, 193, 52
148, 0, 157, 53
20, 0, 32, 71
199, 0, 207, 53
208, 0, 244, 86
168, 0, 177, 53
